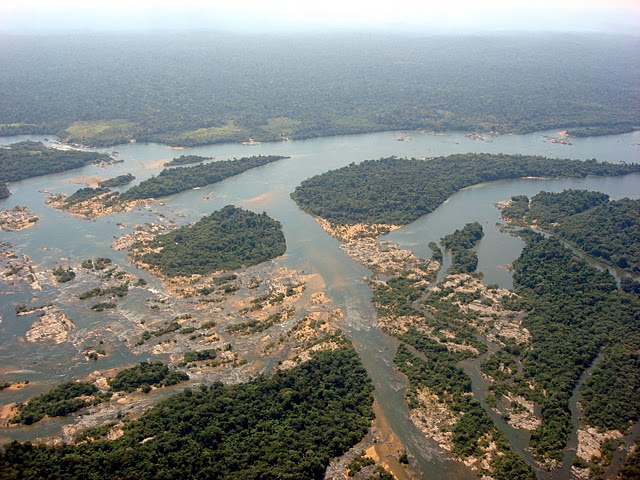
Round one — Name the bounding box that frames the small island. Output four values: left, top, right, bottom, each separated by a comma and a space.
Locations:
0, 206, 39, 232
164, 155, 213, 167
47, 155, 288, 218
131, 205, 287, 277
98, 173, 136, 188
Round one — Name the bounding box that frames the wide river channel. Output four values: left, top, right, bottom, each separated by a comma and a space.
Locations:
1, 129, 639, 478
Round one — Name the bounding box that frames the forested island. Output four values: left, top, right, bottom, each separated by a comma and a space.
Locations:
164, 155, 213, 167
120, 155, 286, 200
51, 155, 288, 217
501, 190, 640, 273
0, 33, 637, 146
98, 173, 135, 188
291, 154, 640, 229
0, 346, 374, 480
0, 141, 111, 187
133, 206, 286, 277
442, 222, 484, 273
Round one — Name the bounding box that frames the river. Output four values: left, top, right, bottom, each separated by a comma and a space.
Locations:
1, 129, 639, 478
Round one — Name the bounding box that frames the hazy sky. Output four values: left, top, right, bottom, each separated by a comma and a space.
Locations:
1, 0, 639, 34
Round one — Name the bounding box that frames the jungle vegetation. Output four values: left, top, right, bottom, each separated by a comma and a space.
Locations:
61, 155, 285, 210
374, 222, 639, 468
0, 34, 637, 146
621, 437, 640, 479
502, 190, 640, 273
0, 345, 375, 480
372, 266, 533, 478
98, 173, 135, 188
370, 222, 532, 478
136, 205, 286, 277
0, 183, 9, 199
0, 141, 111, 183
107, 361, 189, 393
291, 154, 640, 227
119, 155, 286, 200
164, 155, 213, 167
9, 382, 105, 426
490, 231, 640, 461
9, 361, 191, 426
52, 266, 75, 283
441, 222, 484, 273
63, 187, 111, 205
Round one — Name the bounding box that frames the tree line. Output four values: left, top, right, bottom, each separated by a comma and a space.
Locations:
0, 141, 111, 197
502, 190, 640, 273
492, 231, 640, 462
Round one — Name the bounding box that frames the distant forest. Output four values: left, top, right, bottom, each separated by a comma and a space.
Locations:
0, 33, 638, 146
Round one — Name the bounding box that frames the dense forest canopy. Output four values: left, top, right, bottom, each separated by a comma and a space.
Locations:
0, 141, 111, 183
0, 346, 375, 480
502, 190, 640, 273
291, 154, 640, 227
98, 173, 135, 188
138, 206, 287, 277
164, 155, 213, 167
0, 33, 638, 146
441, 222, 484, 273
502, 232, 640, 461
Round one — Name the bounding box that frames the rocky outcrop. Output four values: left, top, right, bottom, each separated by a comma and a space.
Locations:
0, 206, 39, 232
26, 310, 75, 344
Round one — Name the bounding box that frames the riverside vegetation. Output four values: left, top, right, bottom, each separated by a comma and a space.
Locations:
0, 141, 112, 196
164, 155, 213, 167
370, 223, 534, 479
54, 155, 287, 217
367, 226, 640, 473
485, 231, 640, 466
292, 154, 640, 475
9, 362, 189, 426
